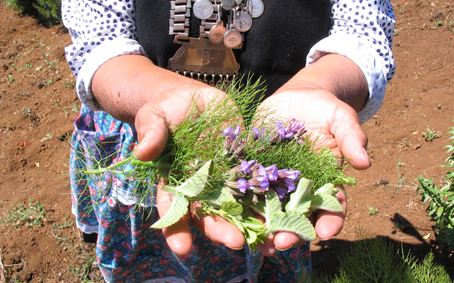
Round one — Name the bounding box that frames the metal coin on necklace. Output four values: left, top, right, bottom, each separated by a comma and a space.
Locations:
193, 0, 214, 20
223, 28, 242, 48
234, 8, 252, 32
248, 0, 264, 18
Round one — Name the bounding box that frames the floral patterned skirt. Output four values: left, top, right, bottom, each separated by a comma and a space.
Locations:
69, 105, 311, 283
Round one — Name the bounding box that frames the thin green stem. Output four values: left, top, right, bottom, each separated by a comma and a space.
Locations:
85, 156, 135, 174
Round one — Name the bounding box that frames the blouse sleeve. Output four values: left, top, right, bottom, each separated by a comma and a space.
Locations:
306, 0, 396, 124
62, 0, 145, 111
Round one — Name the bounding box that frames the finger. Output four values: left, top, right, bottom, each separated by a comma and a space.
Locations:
331, 108, 370, 170
315, 188, 348, 240
254, 214, 304, 256
273, 231, 305, 251
257, 234, 276, 256
253, 213, 276, 256
134, 103, 169, 161
190, 202, 246, 250
156, 185, 193, 256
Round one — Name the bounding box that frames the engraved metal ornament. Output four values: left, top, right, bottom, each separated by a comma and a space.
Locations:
209, 20, 227, 44
248, 0, 264, 18
223, 28, 242, 48
168, 36, 240, 86
220, 0, 234, 10
234, 10, 252, 32
193, 0, 214, 20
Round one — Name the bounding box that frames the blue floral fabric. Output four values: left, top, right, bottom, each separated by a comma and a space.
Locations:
70, 104, 312, 283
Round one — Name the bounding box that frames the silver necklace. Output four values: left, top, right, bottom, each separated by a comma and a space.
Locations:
168, 0, 264, 86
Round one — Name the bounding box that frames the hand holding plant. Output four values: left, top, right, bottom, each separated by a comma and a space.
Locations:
85, 77, 358, 256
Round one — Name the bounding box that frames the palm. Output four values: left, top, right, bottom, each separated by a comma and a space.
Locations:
259, 88, 370, 170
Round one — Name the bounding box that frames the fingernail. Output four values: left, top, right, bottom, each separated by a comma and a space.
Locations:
134, 137, 147, 155
275, 245, 293, 251
319, 237, 332, 241
228, 245, 244, 251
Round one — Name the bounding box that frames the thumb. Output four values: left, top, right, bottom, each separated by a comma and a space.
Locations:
331, 111, 370, 170
134, 103, 169, 161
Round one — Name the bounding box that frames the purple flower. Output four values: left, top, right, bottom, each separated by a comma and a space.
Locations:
276, 121, 294, 140
222, 127, 233, 136
222, 125, 241, 140
274, 119, 306, 141
278, 168, 301, 180
282, 178, 296, 192
238, 178, 248, 193
252, 127, 266, 141
259, 165, 278, 181
241, 160, 256, 174
274, 187, 288, 199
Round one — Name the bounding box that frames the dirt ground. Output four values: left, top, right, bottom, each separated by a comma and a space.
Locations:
0, 0, 453, 281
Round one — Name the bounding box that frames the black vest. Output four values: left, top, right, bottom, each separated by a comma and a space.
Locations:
135, 0, 332, 97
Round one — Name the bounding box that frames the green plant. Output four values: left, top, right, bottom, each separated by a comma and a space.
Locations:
34, 0, 61, 25
41, 133, 53, 142
44, 58, 59, 70
422, 127, 440, 141
401, 251, 452, 283
63, 78, 76, 89
368, 206, 379, 216
21, 63, 33, 70
2, 0, 62, 25
68, 255, 98, 282
3, 198, 48, 228
396, 159, 407, 187
417, 123, 454, 254
434, 21, 443, 27
7, 74, 14, 84
313, 236, 451, 283
83, 79, 355, 251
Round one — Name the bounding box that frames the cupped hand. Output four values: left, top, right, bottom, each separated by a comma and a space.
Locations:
92, 55, 247, 256
131, 77, 246, 256
254, 86, 370, 256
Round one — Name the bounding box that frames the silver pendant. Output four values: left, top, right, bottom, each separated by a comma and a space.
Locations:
193, 0, 214, 20
209, 20, 227, 44
223, 28, 242, 48
234, 10, 252, 32
248, 0, 264, 18
221, 0, 234, 10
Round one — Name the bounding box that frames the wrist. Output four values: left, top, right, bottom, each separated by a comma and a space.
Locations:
278, 54, 368, 112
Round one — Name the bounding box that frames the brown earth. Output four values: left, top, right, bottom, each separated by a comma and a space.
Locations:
0, 0, 453, 281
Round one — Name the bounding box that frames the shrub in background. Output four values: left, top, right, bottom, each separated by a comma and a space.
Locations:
417, 123, 454, 255
313, 236, 452, 283
2, 0, 61, 26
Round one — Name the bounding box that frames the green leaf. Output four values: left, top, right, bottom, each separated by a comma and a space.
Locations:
244, 198, 266, 217
310, 193, 343, 212
193, 187, 237, 207
175, 160, 213, 197
265, 190, 282, 226
161, 185, 179, 195
285, 178, 313, 213
242, 216, 267, 251
150, 194, 189, 229
267, 211, 316, 241
314, 183, 337, 195
222, 201, 243, 216
242, 216, 267, 233
244, 228, 258, 247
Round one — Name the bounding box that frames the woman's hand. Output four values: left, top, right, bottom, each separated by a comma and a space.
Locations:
254, 54, 371, 255
93, 54, 247, 256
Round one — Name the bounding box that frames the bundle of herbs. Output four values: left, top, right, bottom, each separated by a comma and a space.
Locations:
85, 79, 355, 251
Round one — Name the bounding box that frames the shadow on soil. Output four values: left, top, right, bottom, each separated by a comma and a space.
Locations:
312, 213, 454, 281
